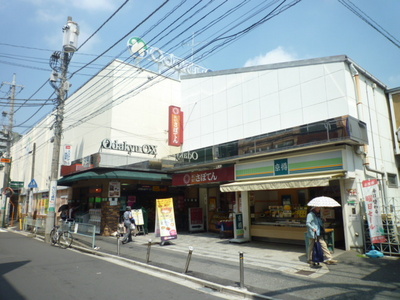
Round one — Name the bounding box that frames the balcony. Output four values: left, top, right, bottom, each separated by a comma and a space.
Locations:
165, 115, 367, 169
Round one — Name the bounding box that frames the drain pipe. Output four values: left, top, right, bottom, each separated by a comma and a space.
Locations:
350, 64, 363, 121
350, 64, 387, 204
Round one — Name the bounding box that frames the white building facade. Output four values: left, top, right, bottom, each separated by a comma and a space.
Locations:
4, 54, 400, 254
173, 55, 400, 253
7, 60, 181, 233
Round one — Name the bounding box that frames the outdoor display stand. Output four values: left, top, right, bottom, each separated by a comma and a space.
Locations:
131, 209, 145, 235
230, 213, 250, 243
155, 198, 178, 245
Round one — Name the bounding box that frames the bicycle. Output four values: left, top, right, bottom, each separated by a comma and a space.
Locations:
49, 222, 74, 249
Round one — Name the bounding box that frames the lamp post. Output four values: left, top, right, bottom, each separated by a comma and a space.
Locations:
44, 17, 79, 242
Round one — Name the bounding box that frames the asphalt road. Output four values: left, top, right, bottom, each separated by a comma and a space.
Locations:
0, 230, 240, 300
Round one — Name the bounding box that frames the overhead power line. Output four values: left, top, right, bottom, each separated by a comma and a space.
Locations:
77, 0, 130, 51
338, 0, 400, 49
63, 0, 303, 131
70, 0, 171, 78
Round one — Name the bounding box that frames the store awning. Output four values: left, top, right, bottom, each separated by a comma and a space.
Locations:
219, 173, 344, 192
57, 170, 171, 186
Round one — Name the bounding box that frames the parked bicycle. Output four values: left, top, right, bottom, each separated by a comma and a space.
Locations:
49, 222, 73, 249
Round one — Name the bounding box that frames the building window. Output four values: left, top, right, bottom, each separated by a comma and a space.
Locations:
387, 173, 398, 188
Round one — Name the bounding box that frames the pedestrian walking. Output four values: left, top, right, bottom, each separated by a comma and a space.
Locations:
306, 207, 338, 265
122, 206, 136, 244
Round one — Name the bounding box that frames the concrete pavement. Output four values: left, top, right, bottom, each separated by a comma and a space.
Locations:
7, 228, 400, 299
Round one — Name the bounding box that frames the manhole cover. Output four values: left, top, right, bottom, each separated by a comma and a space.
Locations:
295, 270, 315, 276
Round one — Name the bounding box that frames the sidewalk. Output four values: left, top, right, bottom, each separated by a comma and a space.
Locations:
74, 231, 400, 300
9, 228, 400, 299
91, 231, 334, 278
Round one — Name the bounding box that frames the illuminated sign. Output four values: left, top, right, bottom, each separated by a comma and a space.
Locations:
127, 37, 210, 75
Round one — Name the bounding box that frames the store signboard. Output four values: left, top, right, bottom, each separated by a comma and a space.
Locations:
155, 198, 178, 242
362, 179, 386, 243
234, 213, 244, 239
172, 166, 234, 186
168, 106, 183, 146
127, 37, 210, 75
274, 159, 288, 176
63, 144, 72, 166
236, 150, 344, 180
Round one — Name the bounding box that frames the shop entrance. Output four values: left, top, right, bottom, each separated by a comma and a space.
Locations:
249, 180, 345, 249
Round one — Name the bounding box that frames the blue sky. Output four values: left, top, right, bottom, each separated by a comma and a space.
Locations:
0, 0, 399, 134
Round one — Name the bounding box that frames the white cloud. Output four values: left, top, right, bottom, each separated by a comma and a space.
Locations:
244, 46, 298, 67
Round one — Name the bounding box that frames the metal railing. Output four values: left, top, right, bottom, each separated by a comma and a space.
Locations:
23, 217, 97, 249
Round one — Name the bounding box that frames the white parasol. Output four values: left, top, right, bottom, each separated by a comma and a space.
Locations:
307, 196, 341, 207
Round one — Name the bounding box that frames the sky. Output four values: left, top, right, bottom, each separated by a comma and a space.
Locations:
0, 0, 399, 135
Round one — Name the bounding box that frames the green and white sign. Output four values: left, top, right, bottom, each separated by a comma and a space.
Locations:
236, 150, 344, 180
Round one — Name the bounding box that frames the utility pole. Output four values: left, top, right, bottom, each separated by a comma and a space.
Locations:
27, 142, 36, 216
44, 17, 79, 241
1, 74, 23, 227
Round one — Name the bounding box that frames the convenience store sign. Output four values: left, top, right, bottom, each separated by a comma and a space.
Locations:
236, 150, 344, 180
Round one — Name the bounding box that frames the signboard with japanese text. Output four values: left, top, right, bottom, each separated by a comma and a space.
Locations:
172, 166, 234, 186
155, 198, 177, 242
168, 106, 183, 146
236, 150, 344, 180
63, 144, 72, 166
362, 179, 386, 243
234, 213, 244, 239
274, 158, 288, 176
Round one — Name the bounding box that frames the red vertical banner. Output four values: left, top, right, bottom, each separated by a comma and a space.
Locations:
168, 106, 183, 146
362, 179, 387, 244
179, 110, 184, 145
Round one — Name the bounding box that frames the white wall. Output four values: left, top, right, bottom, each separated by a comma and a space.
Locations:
181, 61, 353, 150
9, 60, 182, 191
9, 116, 54, 192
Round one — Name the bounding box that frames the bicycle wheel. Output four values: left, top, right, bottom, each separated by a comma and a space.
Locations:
49, 228, 58, 245
58, 231, 73, 249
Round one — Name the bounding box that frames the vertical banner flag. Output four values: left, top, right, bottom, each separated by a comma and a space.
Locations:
168, 106, 183, 146
63, 144, 72, 166
155, 198, 177, 242
362, 179, 387, 243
